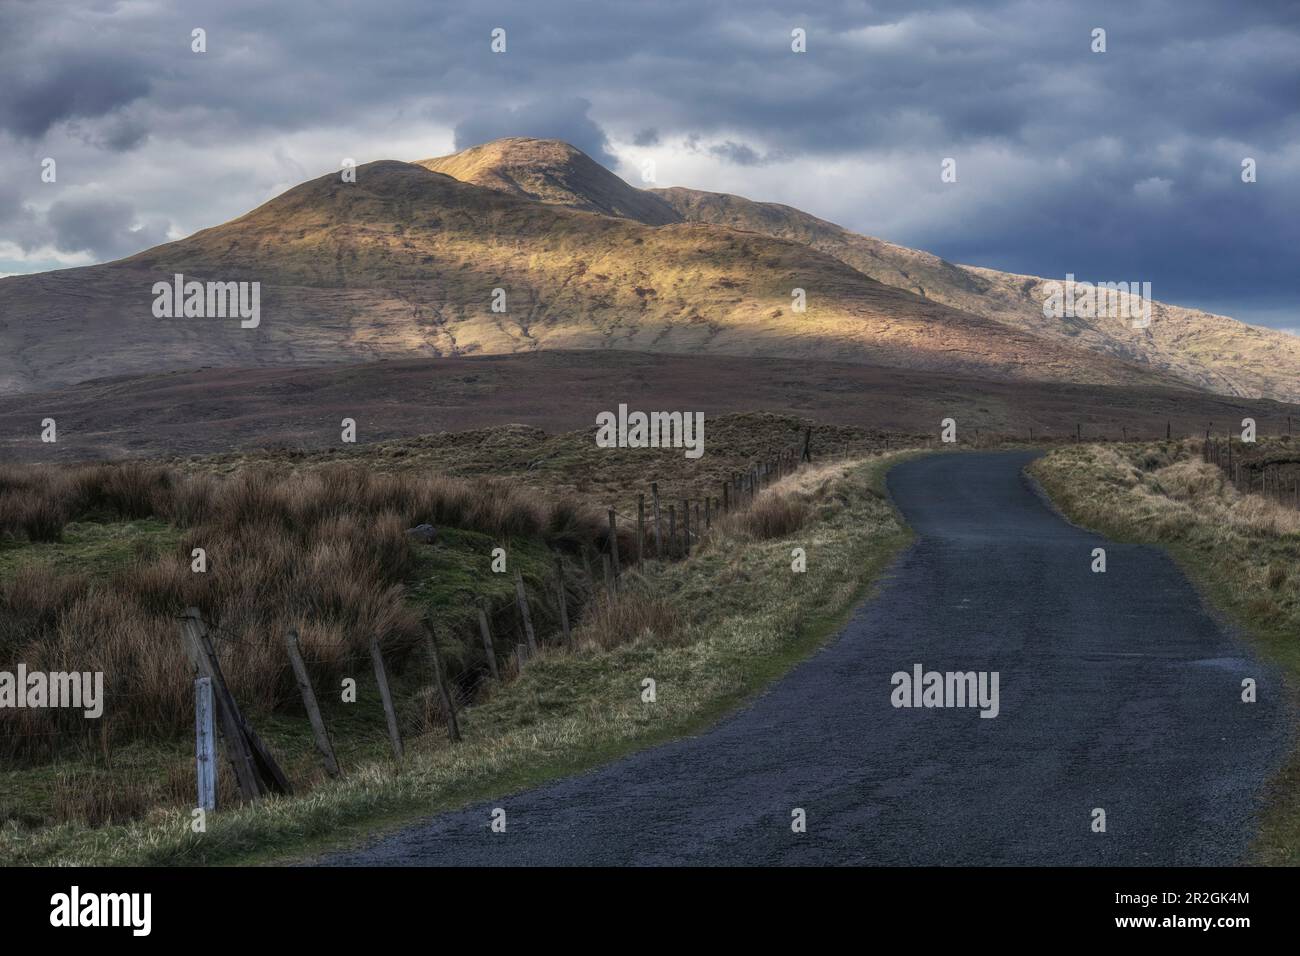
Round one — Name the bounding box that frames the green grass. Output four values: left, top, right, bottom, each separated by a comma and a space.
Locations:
0, 519, 179, 579
1029, 441, 1300, 865
0, 453, 914, 865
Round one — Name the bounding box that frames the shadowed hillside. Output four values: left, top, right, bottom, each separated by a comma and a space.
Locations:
2, 350, 1291, 465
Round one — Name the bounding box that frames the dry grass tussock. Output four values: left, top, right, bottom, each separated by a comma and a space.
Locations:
566, 458, 867, 653
0, 462, 619, 760
571, 584, 687, 652
1073, 443, 1300, 540
718, 459, 860, 542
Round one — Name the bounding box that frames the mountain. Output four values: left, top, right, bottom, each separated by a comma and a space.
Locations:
417, 137, 681, 225
417, 137, 1300, 404
0, 156, 1178, 395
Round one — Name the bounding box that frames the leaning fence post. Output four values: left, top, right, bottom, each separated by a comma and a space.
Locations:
179, 608, 272, 801
283, 630, 340, 777
195, 676, 216, 811
425, 623, 461, 743
369, 637, 403, 761
477, 606, 500, 681
514, 569, 538, 654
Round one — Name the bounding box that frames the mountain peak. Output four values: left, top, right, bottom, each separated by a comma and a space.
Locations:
416, 137, 681, 225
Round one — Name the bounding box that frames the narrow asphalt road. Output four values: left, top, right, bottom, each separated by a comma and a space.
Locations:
320, 451, 1288, 866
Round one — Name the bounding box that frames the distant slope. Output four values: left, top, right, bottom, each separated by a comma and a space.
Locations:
1, 350, 1288, 464
0, 159, 1176, 394
412, 137, 1299, 403
651, 186, 1300, 403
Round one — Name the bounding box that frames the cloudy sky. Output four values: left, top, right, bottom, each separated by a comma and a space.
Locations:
2, 0, 1297, 331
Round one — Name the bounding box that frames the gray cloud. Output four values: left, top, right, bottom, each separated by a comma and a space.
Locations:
0, 56, 151, 139
45, 199, 170, 260
709, 141, 764, 166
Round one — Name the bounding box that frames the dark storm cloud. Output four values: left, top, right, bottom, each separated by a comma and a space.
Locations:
45, 199, 170, 260
0, 55, 151, 139
0, 0, 1295, 324
709, 141, 764, 166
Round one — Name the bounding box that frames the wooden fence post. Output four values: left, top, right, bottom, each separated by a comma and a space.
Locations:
181, 610, 261, 800
704, 496, 711, 530
607, 509, 621, 583
636, 494, 646, 564
476, 607, 499, 680
668, 505, 676, 557
682, 499, 691, 555
514, 570, 538, 653
651, 482, 663, 558
425, 624, 461, 743
369, 637, 403, 761
180, 608, 290, 800
194, 676, 216, 811
555, 557, 572, 644
283, 630, 340, 777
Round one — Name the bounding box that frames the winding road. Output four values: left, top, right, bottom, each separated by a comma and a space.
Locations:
320, 452, 1288, 866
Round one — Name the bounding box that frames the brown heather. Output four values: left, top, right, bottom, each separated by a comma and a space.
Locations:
0, 461, 622, 760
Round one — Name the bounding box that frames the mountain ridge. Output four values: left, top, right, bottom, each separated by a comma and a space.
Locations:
412, 137, 1300, 403
0, 155, 1184, 395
